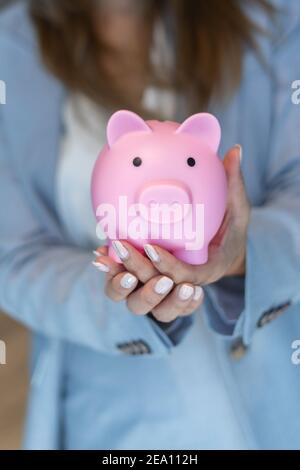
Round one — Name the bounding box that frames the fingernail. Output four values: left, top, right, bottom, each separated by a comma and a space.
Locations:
112, 240, 129, 260
193, 286, 203, 301
144, 244, 160, 263
92, 261, 109, 272
234, 144, 243, 163
120, 273, 137, 289
93, 250, 102, 257
178, 284, 194, 301
154, 276, 174, 295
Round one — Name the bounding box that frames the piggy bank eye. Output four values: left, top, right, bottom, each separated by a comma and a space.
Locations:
187, 157, 196, 167
132, 157, 142, 167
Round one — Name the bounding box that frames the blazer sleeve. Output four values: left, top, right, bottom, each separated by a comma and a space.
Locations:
0, 110, 194, 357
203, 3, 300, 344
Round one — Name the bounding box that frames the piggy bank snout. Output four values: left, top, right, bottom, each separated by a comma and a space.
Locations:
137, 180, 191, 224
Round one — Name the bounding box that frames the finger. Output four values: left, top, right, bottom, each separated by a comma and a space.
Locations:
143, 243, 217, 285
223, 144, 242, 188
223, 145, 250, 220
93, 245, 108, 258
201, 145, 249, 277
214, 144, 250, 274
126, 275, 174, 315
179, 285, 204, 316
105, 271, 139, 302
112, 240, 159, 283
92, 254, 125, 280
151, 283, 199, 322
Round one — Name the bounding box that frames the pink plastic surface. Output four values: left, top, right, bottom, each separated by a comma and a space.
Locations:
91, 110, 227, 265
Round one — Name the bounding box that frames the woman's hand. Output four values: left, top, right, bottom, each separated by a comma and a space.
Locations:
141, 145, 250, 285
93, 242, 204, 322
93, 145, 249, 322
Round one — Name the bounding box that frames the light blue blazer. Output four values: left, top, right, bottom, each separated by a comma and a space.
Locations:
0, 1, 300, 450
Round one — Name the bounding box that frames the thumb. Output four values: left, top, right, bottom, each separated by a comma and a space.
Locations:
223, 144, 242, 186
223, 144, 247, 203
223, 144, 249, 215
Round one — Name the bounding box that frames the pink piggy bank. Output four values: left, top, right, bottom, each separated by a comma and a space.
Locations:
91, 110, 227, 265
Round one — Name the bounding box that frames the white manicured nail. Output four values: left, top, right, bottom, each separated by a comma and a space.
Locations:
234, 144, 243, 162
144, 244, 160, 262
93, 250, 102, 257
112, 240, 129, 260
178, 284, 194, 301
120, 273, 137, 289
92, 261, 109, 272
193, 286, 203, 301
154, 276, 174, 295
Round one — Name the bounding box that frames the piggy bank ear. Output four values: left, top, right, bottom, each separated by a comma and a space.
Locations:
175, 113, 221, 152
107, 110, 151, 147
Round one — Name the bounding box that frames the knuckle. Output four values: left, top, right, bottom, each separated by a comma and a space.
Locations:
105, 282, 123, 302
121, 258, 135, 274
139, 288, 156, 309
152, 310, 169, 322
123, 262, 149, 284
126, 297, 146, 315
125, 297, 137, 314
113, 278, 126, 295
154, 260, 173, 277
153, 306, 177, 322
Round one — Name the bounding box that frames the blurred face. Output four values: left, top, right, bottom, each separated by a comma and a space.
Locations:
94, 0, 154, 100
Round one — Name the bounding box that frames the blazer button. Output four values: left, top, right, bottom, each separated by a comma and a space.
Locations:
133, 340, 151, 355
117, 340, 151, 355
257, 301, 291, 328
230, 337, 248, 360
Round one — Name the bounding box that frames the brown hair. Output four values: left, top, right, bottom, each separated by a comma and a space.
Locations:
30, 0, 274, 116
